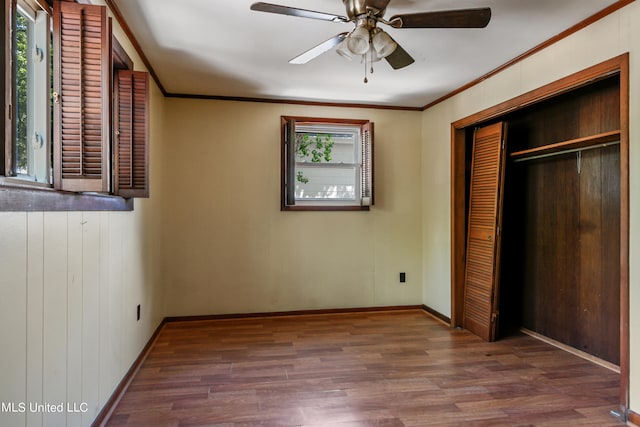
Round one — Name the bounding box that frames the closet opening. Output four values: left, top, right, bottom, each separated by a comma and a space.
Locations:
500, 76, 620, 365
450, 54, 629, 415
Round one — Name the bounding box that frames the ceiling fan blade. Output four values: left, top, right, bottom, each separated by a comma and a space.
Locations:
289, 33, 349, 64
250, 2, 348, 23
390, 8, 491, 29
384, 41, 415, 70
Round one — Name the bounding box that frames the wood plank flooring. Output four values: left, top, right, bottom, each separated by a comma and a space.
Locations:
105, 310, 624, 426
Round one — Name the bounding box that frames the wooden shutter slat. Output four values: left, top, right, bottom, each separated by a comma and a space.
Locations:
360, 122, 374, 206
463, 122, 508, 341
53, 0, 111, 192
114, 70, 149, 198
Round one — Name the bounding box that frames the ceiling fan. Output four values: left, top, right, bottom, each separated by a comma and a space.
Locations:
250, 0, 491, 78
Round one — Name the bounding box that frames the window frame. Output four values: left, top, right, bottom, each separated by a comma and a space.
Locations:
281, 116, 374, 212
1, 0, 149, 211
14, 0, 51, 183
2, 0, 13, 176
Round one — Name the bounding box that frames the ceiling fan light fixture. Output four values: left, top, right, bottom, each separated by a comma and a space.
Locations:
372, 28, 397, 58
251, 1, 493, 77
346, 25, 370, 55
336, 40, 354, 60
368, 42, 382, 63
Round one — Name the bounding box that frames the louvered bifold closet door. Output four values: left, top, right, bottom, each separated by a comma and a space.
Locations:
463, 122, 507, 342
53, 0, 111, 192
114, 70, 149, 198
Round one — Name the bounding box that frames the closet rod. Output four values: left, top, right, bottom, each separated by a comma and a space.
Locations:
512, 140, 620, 163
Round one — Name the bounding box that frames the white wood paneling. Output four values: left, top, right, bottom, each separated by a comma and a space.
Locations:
66, 212, 83, 427
1, 209, 163, 427
106, 213, 124, 396
26, 212, 44, 427
0, 213, 27, 427
98, 212, 113, 407
119, 213, 143, 366
81, 212, 101, 426
42, 213, 68, 427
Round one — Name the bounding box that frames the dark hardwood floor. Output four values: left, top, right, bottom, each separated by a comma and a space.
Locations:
105, 310, 623, 426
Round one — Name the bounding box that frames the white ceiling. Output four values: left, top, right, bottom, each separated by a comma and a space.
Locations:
110, 0, 621, 108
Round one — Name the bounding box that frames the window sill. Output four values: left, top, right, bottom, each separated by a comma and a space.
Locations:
0, 180, 133, 211
281, 205, 370, 212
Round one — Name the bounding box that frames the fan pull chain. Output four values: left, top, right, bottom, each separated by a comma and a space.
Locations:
363, 40, 377, 84
370, 46, 374, 74
363, 54, 368, 83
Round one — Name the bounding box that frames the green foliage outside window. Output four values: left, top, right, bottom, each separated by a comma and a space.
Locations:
295, 133, 334, 184
15, 13, 28, 173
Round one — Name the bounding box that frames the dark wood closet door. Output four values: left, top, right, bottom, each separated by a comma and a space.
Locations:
463, 122, 507, 341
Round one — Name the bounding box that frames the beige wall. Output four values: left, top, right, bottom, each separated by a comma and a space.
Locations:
162, 100, 423, 316
0, 3, 166, 426
420, 1, 640, 413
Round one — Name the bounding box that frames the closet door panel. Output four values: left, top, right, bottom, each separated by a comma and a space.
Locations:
463, 122, 507, 341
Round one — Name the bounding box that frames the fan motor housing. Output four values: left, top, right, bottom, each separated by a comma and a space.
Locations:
343, 0, 386, 20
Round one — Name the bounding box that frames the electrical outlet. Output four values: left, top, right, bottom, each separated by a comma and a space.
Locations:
399, 272, 406, 283
136, 304, 141, 321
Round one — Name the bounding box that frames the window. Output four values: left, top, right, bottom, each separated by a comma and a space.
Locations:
1, 0, 150, 210
281, 116, 374, 211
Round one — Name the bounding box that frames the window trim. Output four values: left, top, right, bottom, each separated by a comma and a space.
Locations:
281, 116, 374, 212
15, 1, 51, 183
113, 35, 133, 71
2, 0, 12, 176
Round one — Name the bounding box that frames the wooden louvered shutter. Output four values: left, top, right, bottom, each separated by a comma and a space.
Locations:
283, 118, 296, 207
114, 70, 149, 198
360, 122, 374, 206
463, 122, 507, 341
53, 0, 111, 192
